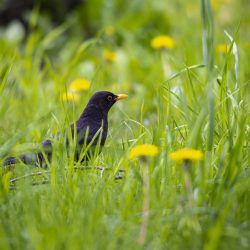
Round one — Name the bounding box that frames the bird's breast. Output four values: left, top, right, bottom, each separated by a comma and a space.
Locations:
76, 117, 108, 147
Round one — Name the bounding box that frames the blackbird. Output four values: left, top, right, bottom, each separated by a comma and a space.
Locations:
4, 91, 128, 167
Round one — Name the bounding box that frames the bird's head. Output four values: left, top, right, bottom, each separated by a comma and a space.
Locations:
87, 91, 128, 114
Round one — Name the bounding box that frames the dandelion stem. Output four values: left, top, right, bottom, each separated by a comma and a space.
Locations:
138, 165, 150, 245
161, 51, 172, 78
183, 160, 194, 208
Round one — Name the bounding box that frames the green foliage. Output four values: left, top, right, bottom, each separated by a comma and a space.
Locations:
0, 0, 250, 249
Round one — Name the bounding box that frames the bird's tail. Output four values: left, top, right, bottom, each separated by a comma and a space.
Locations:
3, 153, 42, 167
3, 140, 52, 168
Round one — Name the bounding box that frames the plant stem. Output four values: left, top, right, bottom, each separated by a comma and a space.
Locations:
138, 165, 150, 246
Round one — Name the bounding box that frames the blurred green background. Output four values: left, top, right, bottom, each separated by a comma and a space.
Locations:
0, 0, 249, 141
0, 0, 249, 249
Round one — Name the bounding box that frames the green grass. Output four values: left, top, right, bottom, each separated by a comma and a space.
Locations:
0, 0, 250, 249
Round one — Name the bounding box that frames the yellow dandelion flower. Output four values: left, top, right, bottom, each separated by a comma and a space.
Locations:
69, 79, 91, 92
62, 92, 80, 102
129, 144, 159, 160
211, 0, 221, 12
170, 148, 204, 161
103, 49, 117, 62
104, 26, 115, 36
151, 35, 175, 49
216, 43, 230, 54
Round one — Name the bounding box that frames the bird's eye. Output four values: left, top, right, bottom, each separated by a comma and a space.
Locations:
107, 95, 113, 101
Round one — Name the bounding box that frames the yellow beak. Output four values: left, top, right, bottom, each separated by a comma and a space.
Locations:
115, 94, 128, 101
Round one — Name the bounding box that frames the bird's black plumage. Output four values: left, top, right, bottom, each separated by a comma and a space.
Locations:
4, 91, 128, 167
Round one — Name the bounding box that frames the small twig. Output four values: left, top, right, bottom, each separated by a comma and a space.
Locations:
9, 166, 125, 188
97, 166, 105, 178
9, 170, 51, 184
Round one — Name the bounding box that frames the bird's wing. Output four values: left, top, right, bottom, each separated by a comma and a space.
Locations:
71, 121, 105, 147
